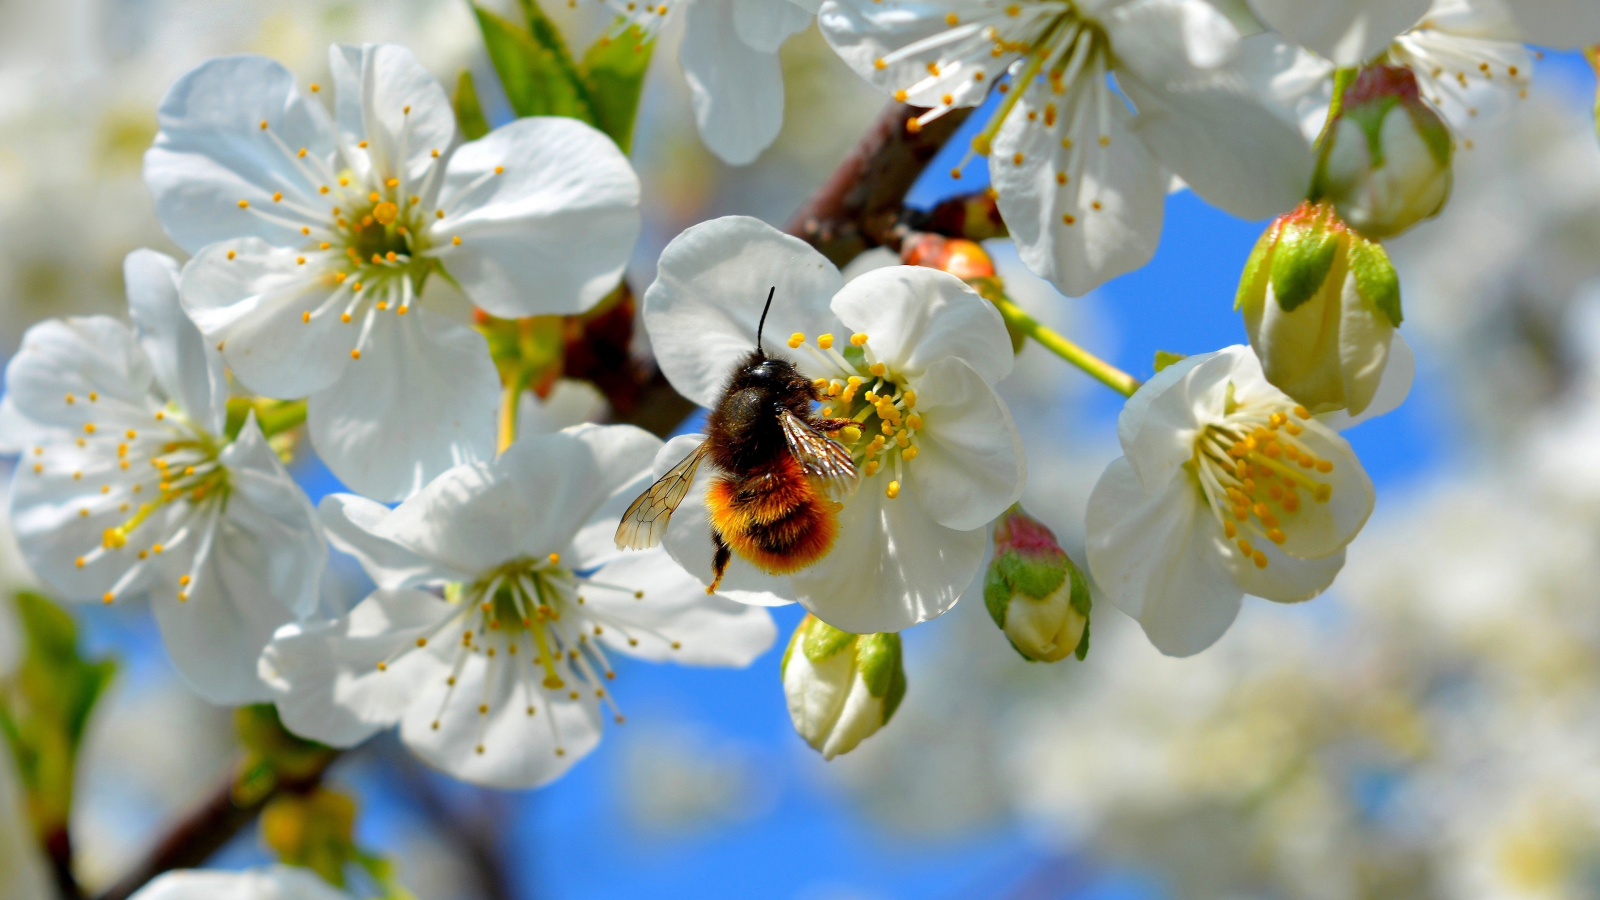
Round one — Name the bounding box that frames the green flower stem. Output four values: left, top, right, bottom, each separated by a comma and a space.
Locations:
256, 400, 307, 439
991, 297, 1141, 397
497, 377, 523, 456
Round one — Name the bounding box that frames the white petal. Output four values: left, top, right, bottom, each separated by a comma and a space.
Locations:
1106, 0, 1242, 70
306, 306, 498, 502
1245, 0, 1429, 65
0, 396, 56, 456
788, 485, 987, 633
734, 0, 814, 51
584, 549, 777, 664
684, 0, 789, 165
150, 417, 327, 705
544, 424, 665, 570
817, 0, 1004, 110
829, 266, 1013, 383
179, 240, 354, 400
319, 493, 461, 590
1504, 0, 1600, 47
655, 435, 797, 606
1226, 540, 1345, 603
1085, 457, 1242, 657
991, 76, 1165, 297
435, 117, 640, 316
144, 55, 338, 253
1116, 53, 1313, 221
904, 357, 1024, 531
261, 588, 456, 747
328, 43, 458, 185
126, 249, 227, 433
129, 866, 352, 900
397, 640, 603, 789
1318, 331, 1414, 430
1264, 418, 1374, 558
4, 317, 154, 430
501, 424, 663, 562
643, 216, 844, 407
1115, 350, 1226, 490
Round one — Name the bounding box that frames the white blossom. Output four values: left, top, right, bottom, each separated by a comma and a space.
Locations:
148, 43, 641, 500
1086, 345, 1392, 656
5, 250, 326, 704
643, 215, 1025, 634
260, 425, 774, 789
819, 0, 1314, 296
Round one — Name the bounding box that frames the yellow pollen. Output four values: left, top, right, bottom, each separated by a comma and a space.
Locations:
373, 201, 398, 224
341, 312, 352, 323
272, 192, 283, 202
297, 257, 306, 265
238, 199, 249, 208
152, 543, 164, 554
851, 333, 869, 347
886, 480, 901, 499
358, 140, 368, 149
452, 235, 462, 245
494, 166, 505, 174
376, 301, 388, 311
102, 592, 114, 604
875, 58, 887, 70
386, 178, 399, 188
350, 349, 361, 360
946, 11, 958, 24
309, 83, 320, 92
259, 119, 268, 130
895, 89, 909, 102
788, 332, 805, 349
817, 333, 834, 350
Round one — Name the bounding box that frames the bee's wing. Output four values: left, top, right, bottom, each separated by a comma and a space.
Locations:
614, 442, 709, 550
780, 410, 860, 502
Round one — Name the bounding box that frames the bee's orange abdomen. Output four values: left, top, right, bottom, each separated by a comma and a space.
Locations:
706, 456, 840, 575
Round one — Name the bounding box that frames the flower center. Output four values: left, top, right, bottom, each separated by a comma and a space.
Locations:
789, 331, 923, 500
1189, 402, 1335, 569
372, 555, 681, 759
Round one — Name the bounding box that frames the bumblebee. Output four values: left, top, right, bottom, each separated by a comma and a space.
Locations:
615, 288, 859, 592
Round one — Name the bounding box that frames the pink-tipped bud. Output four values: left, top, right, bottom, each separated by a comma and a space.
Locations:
985, 506, 1090, 662
1316, 65, 1453, 240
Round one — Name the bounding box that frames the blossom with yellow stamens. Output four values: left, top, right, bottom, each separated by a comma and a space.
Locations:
148, 43, 641, 501
4, 250, 325, 705
1086, 345, 1376, 657
818, 0, 1315, 296
641, 216, 1024, 634
259, 425, 773, 789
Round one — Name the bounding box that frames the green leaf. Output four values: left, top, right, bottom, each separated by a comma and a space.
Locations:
0, 591, 116, 836
579, 24, 656, 152
453, 70, 491, 141
1347, 234, 1403, 327
472, 4, 596, 123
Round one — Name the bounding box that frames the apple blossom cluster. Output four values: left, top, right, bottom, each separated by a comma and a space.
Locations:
3, 10, 1600, 886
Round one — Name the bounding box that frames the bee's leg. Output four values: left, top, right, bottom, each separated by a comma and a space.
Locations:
708, 528, 732, 595
815, 418, 857, 435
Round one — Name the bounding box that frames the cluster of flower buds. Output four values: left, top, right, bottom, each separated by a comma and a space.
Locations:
781, 615, 907, 759
984, 506, 1091, 663
1314, 65, 1454, 240
1237, 200, 1403, 416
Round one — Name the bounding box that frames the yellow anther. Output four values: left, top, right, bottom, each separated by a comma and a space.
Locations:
102, 592, 114, 604
886, 480, 901, 499
309, 83, 320, 92
902, 390, 916, 408
549, 552, 560, 565
238, 199, 249, 208
396, 306, 408, 316
906, 414, 923, 431
1315, 459, 1333, 474
319, 185, 330, 194
902, 445, 919, 461
152, 543, 164, 554
83, 423, 95, 434
376, 301, 388, 311
817, 334, 835, 350
178, 591, 188, 603
339, 177, 350, 186
1294, 405, 1311, 419
179, 575, 190, 586
373, 201, 398, 224
358, 140, 368, 149
386, 178, 399, 189
297, 256, 306, 265
452, 235, 462, 245
850, 333, 869, 347
788, 332, 805, 348
869, 363, 887, 377
350, 349, 361, 360
272, 192, 283, 202
88, 392, 97, 402
841, 426, 862, 444
340, 312, 352, 323
352, 282, 363, 292
259, 119, 268, 130
875, 58, 887, 70
494, 166, 505, 174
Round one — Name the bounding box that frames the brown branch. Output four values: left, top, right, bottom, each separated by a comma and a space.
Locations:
95, 758, 334, 900
91, 99, 970, 900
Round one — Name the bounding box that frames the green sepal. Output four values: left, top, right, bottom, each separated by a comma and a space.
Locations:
801, 616, 854, 663
995, 546, 1066, 601
453, 70, 491, 141
580, 23, 655, 153
1069, 563, 1092, 661
779, 622, 800, 679
0, 591, 116, 837
854, 632, 904, 718
1269, 214, 1340, 313
1346, 234, 1403, 327
1234, 221, 1278, 312
1075, 616, 1091, 661
233, 704, 338, 806
982, 563, 1011, 630
472, 4, 597, 123
1153, 350, 1188, 373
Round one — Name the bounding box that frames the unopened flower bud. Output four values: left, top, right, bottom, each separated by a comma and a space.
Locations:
985, 506, 1090, 662
260, 787, 358, 886
781, 615, 906, 760
1237, 200, 1402, 416
1316, 65, 1453, 240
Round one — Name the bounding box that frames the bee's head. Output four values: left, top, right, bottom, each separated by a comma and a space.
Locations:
735, 351, 804, 391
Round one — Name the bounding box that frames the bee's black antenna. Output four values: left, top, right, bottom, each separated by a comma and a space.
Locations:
755, 285, 776, 356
